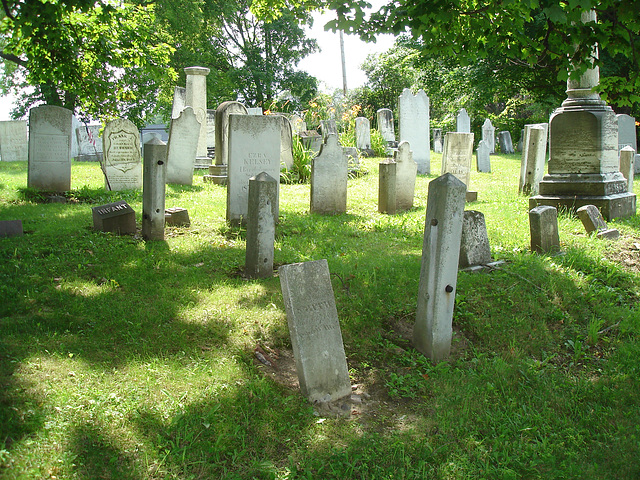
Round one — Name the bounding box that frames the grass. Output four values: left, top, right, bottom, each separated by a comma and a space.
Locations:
1, 154, 639, 479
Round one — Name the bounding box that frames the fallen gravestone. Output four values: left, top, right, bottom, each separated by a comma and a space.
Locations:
576, 205, 620, 239
165, 207, 190, 227
279, 259, 352, 403
92, 201, 136, 235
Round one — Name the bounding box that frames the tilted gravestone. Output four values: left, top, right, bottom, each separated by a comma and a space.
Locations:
576, 204, 620, 239
498, 131, 515, 154
414, 173, 467, 362
75, 125, 102, 162
456, 108, 471, 133
28, 105, 73, 191
142, 138, 167, 241
481, 119, 496, 154
398, 88, 430, 174
279, 259, 352, 403
619, 146, 635, 194
377, 108, 395, 143
0, 120, 28, 162
166, 107, 201, 185
475, 140, 491, 173
459, 210, 492, 268
441, 132, 474, 189
92, 200, 136, 235
102, 118, 142, 191
227, 114, 281, 223
245, 172, 278, 279
311, 134, 348, 214
519, 125, 548, 195
529, 205, 560, 254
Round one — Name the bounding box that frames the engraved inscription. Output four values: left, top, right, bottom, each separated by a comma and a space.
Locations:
32, 134, 69, 163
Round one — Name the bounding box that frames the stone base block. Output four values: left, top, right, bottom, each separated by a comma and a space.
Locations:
165, 207, 190, 227
203, 174, 227, 185
0, 220, 23, 238
538, 173, 629, 197
194, 156, 212, 168
466, 191, 478, 203
597, 229, 620, 240
530, 192, 636, 221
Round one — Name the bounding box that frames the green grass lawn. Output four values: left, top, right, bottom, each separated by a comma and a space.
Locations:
1, 155, 639, 479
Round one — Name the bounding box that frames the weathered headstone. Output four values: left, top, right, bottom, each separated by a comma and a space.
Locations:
206, 109, 216, 150
441, 132, 474, 188
279, 259, 352, 402
171, 86, 187, 119
498, 131, 514, 154
102, 118, 142, 191
377, 108, 395, 143
619, 146, 635, 194
211, 101, 248, 184
378, 159, 397, 214
245, 172, 278, 278
184, 66, 210, 161
355, 117, 372, 153
344, 146, 360, 171
227, 114, 281, 223
165, 207, 190, 227
320, 119, 338, 141
459, 210, 491, 268
481, 119, 496, 154
142, 138, 167, 241
280, 116, 294, 170
0, 220, 23, 238
395, 141, 417, 210
92, 200, 136, 235
519, 125, 548, 195
399, 88, 430, 174
247, 107, 263, 116
166, 107, 201, 185
475, 140, 491, 173
311, 134, 348, 214
414, 173, 467, 363
617, 114, 637, 155
576, 204, 620, 239
0, 120, 28, 162
456, 108, 471, 133
529, 205, 560, 254
75, 125, 102, 162
432, 128, 443, 154
27, 105, 73, 191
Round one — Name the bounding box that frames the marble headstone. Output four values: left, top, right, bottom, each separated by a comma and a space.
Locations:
441, 132, 474, 188
311, 134, 348, 214
481, 119, 495, 154
456, 108, 471, 133
399, 88, 430, 174
102, 118, 142, 191
0, 120, 28, 162
377, 108, 395, 143
166, 107, 201, 185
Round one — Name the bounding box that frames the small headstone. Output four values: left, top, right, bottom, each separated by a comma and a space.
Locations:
166, 106, 201, 185
636, 154, 640, 175
280, 116, 294, 170
355, 117, 372, 153
102, 118, 142, 191
529, 205, 560, 253
395, 141, 417, 210
299, 130, 322, 153
92, 201, 136, 235
245, 172, 278, 278
171, 86, 187, 119
576, 204, 620, 239
378, 159, 397, 214
414, 173, 467, 363
27, 105, 73, 191
290, 115, 307, 134
278, 259, 352, 403
227, 114, 281, 223
619, 146, 635, 193
432, 128, 443, 154
517, 128, 525, 152
459, 210, 492, 268
165, 207, 190, 227
399, 88, 430, 174
320, 119, 338, 141
498, 131, 515, 154
311, 134, 348, 214
377, 108, 395, 143
441, 132, 474, 188
456, 108, 471, 133
75, 125, 103, 162
481, 119, 496, 154
475, 140, 491, 173
0, 120, 28, 162
0, 220, 23, 238
343, 146, 360, 171
519, 125, 548, 195
142, 138, 167, 241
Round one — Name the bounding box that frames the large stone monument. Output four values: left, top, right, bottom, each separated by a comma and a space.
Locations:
530, 10, 636, 220
398, 88, 430, 174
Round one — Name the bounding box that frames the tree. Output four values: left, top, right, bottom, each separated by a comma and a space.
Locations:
0, 1, 175, 125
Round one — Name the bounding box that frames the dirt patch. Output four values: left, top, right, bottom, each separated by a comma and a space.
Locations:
603, 235, 640, 275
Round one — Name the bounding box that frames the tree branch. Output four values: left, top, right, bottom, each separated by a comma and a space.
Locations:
0, 49, 27, 67
1, 0, 16, 20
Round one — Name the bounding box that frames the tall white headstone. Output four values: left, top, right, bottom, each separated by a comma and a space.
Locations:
481, 119, 495, 154
102, 118, 142, 191
456, 108, 471, 133
184, 66, 210, 160
441, 132, 474, 188
399, 89, 430, 174
166, 107, 201, 185
475, 140, 491, 173
311, 134, 348, 214
0, 120, 28, 162
355, 117, 371, 151
519, 125, 548, 195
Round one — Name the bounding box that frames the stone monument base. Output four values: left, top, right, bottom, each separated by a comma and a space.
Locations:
203, 164, 227, 185
194, 155, 212, 169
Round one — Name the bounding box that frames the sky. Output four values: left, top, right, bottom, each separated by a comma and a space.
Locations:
0, 8, 396, 121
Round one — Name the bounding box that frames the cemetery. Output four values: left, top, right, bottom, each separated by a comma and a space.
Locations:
1, 1, 640, 478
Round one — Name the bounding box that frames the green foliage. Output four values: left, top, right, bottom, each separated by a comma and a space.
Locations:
282, 134, 313, 184
370, 129, 387, 157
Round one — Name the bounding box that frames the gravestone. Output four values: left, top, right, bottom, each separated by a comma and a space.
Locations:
171, 86, 187, 119
280, 116, 294, 170
0, 220, 23, 238
475, 140, 491, 173
320, 119, 338, 141
27, 105, 73, 191
0, 120, 28, 162
355, 117, 372, 153
344, 146, 360, 171
529, 205, 560, 254
278, 259, 352, 403
459, 210, 491, 268
166, 107, 201, 185
619, 146, 635, 194
617, 114, 637, 154
102, 118, 142, 191
290, 114, 306, 134
395, 141, 417, 210
92, 200, 136, 235
212, 101, 248, 184
227, 114, 281, 223
378, 160, 397, 214
311, 134, 348, 214
206, 109, 216, 150
414, 173, 467, 363
456, 108, 471, 133
441, 132, 474, 188
245, 172, 278, 279
399, 88, 430, 174
165, 207, 190, 227
75, 125, 102, 162
432, 128, 443, 154
519, 125, 548, 195
498, 131, 514, 154
576, 204, 620, 239
517, 128, 525, 152
531, 10, 635, 220
140, 124, 168, 147
142, 138, 167, 241
377, 108, 395, 143
299, 130, 322, 153
247, 107, 263, 116
184, 66, 210, 162
481, 119, 496, 154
